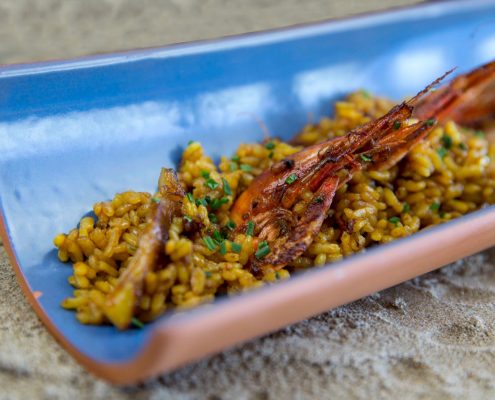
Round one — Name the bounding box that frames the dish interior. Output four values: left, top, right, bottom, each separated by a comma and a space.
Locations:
1, 1, 495, 363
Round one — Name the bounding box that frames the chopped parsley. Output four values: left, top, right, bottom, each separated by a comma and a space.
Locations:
275, 271, 281, 280
229, 162, 238, 172
232, 155, 240, 162
285, 173, 298, 185
204, 271, 213, 278
226, 220, 237, 231
151, 197, 160, 203
315, 196, 323, 204
186, 192, 194, 202
402, 202, 410, 213
240, 164, 253, 172
430, 202, 440, 212
475, 130, 485, 138
441, 135, 453, 149
203, 236, 218, 251
265, 141, 276, 150
208, 213, 218, 223
231, 242, 242, 253
187, 140, 194, 145
389, 216, 401, 225
360, 154, 372, 162
246, 221, 255, 236
131, 317, 144, 329
459, 142, 467, 150
426, 118, 436, 127
183, 215, 193, 223
201, 170, 210, 179
268, 151, 274, 159
393, 120, 401, 130
222, 178, 232, 196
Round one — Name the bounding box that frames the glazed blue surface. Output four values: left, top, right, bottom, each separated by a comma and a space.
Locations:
1, 0, 495, 364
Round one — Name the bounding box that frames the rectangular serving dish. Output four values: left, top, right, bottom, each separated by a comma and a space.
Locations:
1, 0, 495, 384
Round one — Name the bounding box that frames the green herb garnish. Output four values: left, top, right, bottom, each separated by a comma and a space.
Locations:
265, 141, 276, 150
255, 244, 271, 259
219, 241, 227, 255
213, 230, 224, 243
389, 216, 401, 225
426, 118, 436, 127
203, 236, 217, 251
441, 135, 452, 149
201, 170, 210, 179
360, 89, 371, 99
222, 178, 232, 196
315, 196, 323, 204
475, 130, 485, 138
131, 317, 144, 329
229, 162, 238, 172
246, 221, 255, 236
275, 271, 281, 280
285, 173, 298, 185
183, 215, 193, 223
231, 242, 242, 253
205, 178, 219, 190
187, 140, 194, 145
226, 220, 237, 231
393, 121, 401, 130
268, 151, 274, 159
151, 197, 160, 203
204, 271, 212, 278
430, 202, 440, 212
210, 197, 229, 210
196, 198, 208, 207
208, 213, 218, 223
232, 155, 240, 162
437, 147, 448, 158
402, 202, 410, 213
186, 192, 194, 202
240, 164, 253, 172
360, 154, 372, 162
459, 142, 467, 150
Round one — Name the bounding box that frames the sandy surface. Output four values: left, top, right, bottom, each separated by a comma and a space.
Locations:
3, 1, 495, 399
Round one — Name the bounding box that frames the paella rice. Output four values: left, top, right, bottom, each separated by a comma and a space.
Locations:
54, 89, 495, 327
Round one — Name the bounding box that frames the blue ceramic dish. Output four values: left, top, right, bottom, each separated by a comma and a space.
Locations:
1, 0, 495, 383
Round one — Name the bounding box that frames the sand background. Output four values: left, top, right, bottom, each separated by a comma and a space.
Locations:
2, 1, 495, 399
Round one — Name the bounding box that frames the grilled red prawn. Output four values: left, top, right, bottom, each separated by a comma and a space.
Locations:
103, 168, 185, 329
231, 60, 495, 275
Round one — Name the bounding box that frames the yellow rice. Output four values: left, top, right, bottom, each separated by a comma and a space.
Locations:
54, 90, 495, 326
